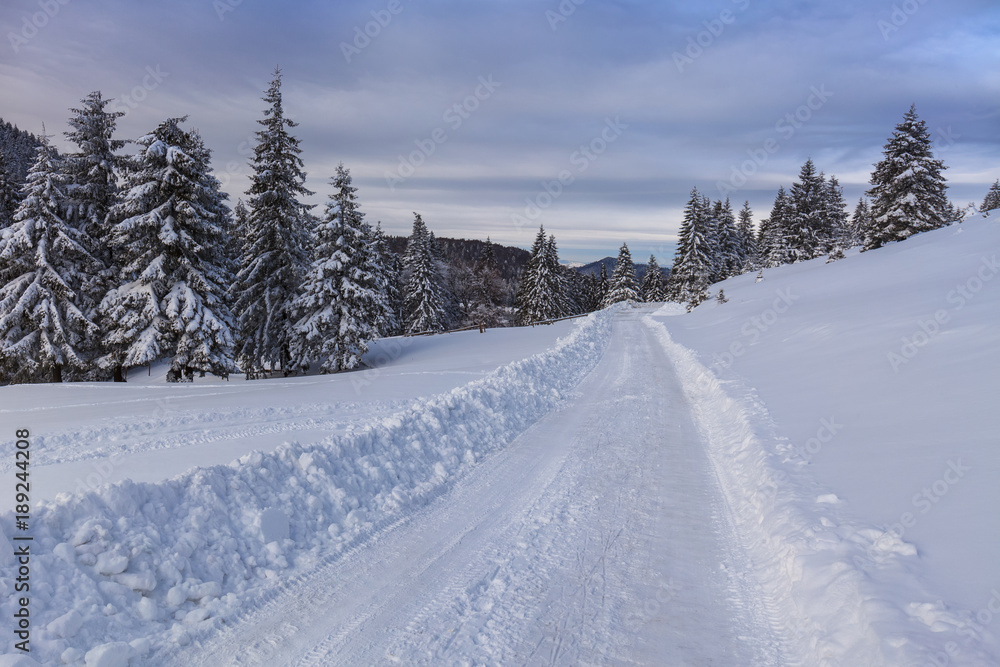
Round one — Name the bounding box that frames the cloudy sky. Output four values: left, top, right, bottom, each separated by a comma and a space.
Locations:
2, 0, 998, 263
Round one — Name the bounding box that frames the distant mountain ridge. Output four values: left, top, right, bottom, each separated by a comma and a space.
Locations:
385, 235, 531, 280
573, 257, 670, 282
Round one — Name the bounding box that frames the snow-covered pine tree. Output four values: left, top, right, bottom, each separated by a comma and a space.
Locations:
100, 117, 235, 382
765, 186, 797, 267
467, 238, 507, 328
597, 262, 609, 306
702, 195, 721, 282
62, 92, 125, 258
61, 91, 128, 378
545, 234, 569, 314
289, 164, 380, 373
603, 242, 638, 306
640, 254, 666, 302
851, 197, 873, 248
787, 158, 826, 260
713, 198, 742, 279
0, 136, 100, 383
981, 180, 1000, 213
515, 225, 565, 324
233, 67, 313, 378
824, 175, 850, 253
667, 188, 713, 306
403, 213, 446, 333
866, 105, 949, 250
737, 200, 758, 271
371, 222, 401, 336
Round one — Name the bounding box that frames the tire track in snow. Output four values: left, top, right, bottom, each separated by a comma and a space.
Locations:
171, 308, 777, 666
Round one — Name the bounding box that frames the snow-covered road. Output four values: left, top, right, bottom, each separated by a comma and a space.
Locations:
173, 307, 779, 665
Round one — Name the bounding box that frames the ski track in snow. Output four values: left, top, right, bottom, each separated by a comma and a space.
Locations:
0, 400, 406, 473
170, 307, 779, 666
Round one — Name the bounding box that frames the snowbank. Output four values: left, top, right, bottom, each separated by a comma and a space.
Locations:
645, 309, 996, 665
0, 309, 613, 664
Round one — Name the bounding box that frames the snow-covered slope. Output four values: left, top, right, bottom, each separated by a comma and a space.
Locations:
652, 212, 1000, 664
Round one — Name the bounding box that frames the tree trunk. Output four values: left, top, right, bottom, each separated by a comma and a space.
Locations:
113, 365, 126, 382
51, 364, 63, 383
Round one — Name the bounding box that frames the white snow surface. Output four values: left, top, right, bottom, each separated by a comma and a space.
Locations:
0, 311, 619, 664
653, 212, 1000, 665
1, 213, 998, 665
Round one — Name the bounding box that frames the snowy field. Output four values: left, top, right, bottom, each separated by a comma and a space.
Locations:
1, 214, 998, 666
656, 211, 1000, 665
0, 320, 578, 513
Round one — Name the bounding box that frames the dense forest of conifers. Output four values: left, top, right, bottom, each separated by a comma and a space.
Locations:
1, 73, 997, 385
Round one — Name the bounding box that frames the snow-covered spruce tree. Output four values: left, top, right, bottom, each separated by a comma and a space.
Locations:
603, 242, 638, 306
545, 234, 569, 313
61, 91, 128, 379
866, 105, 949, 250
371, 222, 401, 336
0, 136, 100, 383
981, 180, 1000, 213
62, 92, 125, 258
289, 164, 381, 373
515, 225, 565, 324
667, 188, 713, 307
737, 200, 758, 271
403, 213, 446, 333
467, 238, 508, 328
824, 175, 850, 253
233, 67, 314, 378
100, 117, 235, 382
851, 197, 872, 249
764, 186, 797, 267
562, 266, 591, 316
713, 198, 742, 280
787, 158, 826, 261
640, 254, 666, 302
596, 262, 609, 306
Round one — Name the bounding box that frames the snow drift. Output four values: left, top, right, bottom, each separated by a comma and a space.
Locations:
0, 309, 613, 665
